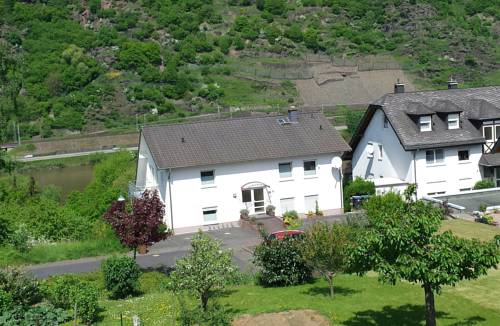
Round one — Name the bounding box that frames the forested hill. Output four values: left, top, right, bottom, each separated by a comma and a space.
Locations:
0, 0, 499, 141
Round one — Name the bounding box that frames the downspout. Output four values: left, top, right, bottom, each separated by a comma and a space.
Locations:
168, 168, 174, 231
339, 168, 344, 212
413, 150, 418, 198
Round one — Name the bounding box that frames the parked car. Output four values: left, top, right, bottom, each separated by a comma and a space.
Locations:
267, 230, 305, 241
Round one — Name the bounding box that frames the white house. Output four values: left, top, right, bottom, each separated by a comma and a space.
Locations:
348, 84, 500, 198
134, 110, 350, 233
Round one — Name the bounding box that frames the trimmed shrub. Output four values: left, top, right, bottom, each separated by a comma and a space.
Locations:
343, 177, 375, 211
474, 179, 494, 190
102, 256, 141, 299
253, 236, 312, 287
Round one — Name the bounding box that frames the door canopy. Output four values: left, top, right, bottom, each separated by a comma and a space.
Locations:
241, 181, 269, 190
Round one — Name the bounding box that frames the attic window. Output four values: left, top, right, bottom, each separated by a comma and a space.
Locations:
419, 116, 432, 132
448, 113, 459, 130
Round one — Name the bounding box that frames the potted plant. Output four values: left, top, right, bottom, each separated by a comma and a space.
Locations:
266, 205, 276, 217
240, 208, 250, 220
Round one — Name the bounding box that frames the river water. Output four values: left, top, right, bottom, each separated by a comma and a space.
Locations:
23, 165, 94, 198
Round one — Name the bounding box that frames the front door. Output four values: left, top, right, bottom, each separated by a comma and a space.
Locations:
242, 188, 265, 214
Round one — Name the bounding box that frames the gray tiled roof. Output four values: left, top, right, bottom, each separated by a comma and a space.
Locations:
372, 86, 500, 150
142, 113, 350, 169
479, 153, 500, 167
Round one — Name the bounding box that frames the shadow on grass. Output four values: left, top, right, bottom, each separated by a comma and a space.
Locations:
303, 285, 360, 297
141, 264, 174, 275
343, 304, 446, 326
343, 305, 486, 326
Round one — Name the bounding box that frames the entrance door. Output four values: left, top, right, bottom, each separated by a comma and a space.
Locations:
242, 188, 265, 214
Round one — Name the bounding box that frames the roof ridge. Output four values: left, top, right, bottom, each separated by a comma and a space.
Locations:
142, 111, 325, 129
383, 85, 500, 98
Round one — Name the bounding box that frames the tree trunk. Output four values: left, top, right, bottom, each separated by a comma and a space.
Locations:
201, 291, 209, 311
423, 283, 436, 326
326, 273, 335, 298
133, 246, 137, 260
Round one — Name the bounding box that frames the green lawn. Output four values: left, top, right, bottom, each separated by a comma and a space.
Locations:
94, 219, 500, 325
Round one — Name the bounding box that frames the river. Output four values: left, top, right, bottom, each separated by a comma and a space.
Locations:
23, 165, 94, 198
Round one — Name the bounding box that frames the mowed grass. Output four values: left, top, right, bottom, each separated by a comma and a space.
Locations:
96, 219, 500, 325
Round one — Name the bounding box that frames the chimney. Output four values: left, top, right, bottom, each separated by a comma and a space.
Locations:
447, 77, 458, 89
288, 107, 299, 123
394, 79, 405, 94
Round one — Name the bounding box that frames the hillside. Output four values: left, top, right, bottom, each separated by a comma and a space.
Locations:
0, 0, 498, 141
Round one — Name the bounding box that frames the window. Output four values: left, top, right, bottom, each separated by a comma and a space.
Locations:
447, 113, 459, 129
426, 149, 444, 165
279, 162, 292, 178
304, 195, 318, 212
303, 160, 316, 176
200, 170, 214, 185
202, 208, 217, 223
458, 150, 469, 161
484, 126, 493, 141
280, 198, 295, 213
383, 116, 389, 128
419, 116, 432, 132
378, 144, 383, 160
242, 190, 251, 203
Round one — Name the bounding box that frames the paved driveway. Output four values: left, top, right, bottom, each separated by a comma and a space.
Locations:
436, 189, 500, 212
26, 226, 261, 279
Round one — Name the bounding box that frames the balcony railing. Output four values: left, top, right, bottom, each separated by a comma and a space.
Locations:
128, 181, 158, 198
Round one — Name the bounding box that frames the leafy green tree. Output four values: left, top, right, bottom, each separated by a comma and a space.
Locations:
343, 177, 375, 211
169, 231, 237, 311
285, 24, 303, 42
102, 256, 141, 299
264, 0, 286, 15
301, 222, 354, 297
304, 27, 320, 51
349, 190, 500, 326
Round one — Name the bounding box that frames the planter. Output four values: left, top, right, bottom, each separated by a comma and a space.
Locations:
138, 244, 148, 254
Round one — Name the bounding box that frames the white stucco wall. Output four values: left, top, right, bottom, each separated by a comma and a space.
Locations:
352, 109, 414, 182
137, 140, 345, 231
414, 144, 482, 197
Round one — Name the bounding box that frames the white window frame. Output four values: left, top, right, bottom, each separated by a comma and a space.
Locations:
447, 113, 459, 130
200, 170, 215, 185
280, 197, 295, 213
303, 160, 316, 176
378, 144, 383, 160
202, 207, 217, 223
419, 115, 432, 132
426, 149, 444, 165
279, 162, 292, 179
483, 125, 494, 142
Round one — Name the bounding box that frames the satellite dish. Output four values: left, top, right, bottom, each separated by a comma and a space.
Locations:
367, 143, 374, 155
332, 156, 342, 169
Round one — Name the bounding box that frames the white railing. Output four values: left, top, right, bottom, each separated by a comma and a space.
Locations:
128, 181, 158, 198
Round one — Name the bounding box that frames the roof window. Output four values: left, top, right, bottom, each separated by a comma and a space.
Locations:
419, 116, 432, 132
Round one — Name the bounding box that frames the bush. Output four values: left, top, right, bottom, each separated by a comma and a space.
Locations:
0, 303, 68, 325
343, 177, 375, 211
9, 224, 31, 252
46, 275, 99, 324
102, 256, 141, 299
282, 210, 298, 224
253, 237, 312, 287
178, 303, 232, 326
0, 289, 13, 313
0, 268, 42, 309
474, 179, 495, 190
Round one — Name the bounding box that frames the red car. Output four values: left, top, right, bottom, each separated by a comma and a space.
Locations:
267, 230, 305, 241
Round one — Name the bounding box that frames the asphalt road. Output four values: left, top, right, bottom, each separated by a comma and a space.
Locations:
26, 226, 261, 279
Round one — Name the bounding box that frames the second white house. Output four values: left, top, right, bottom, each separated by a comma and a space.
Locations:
134, 110, 350, 233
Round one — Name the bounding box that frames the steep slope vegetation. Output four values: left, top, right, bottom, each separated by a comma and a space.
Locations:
0, 0, 498, 141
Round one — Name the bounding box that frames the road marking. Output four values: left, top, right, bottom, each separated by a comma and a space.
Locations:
152, 254, 160, 257
224, 232, 231, 235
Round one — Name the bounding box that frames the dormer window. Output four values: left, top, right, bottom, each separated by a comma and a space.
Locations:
447, 113, 459, 129
419, 115, 432, 132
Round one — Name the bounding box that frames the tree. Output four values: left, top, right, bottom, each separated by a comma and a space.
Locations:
169, 231, 237, 311
301, 222, 354, 298
103, 190, 169, 259
349, 189, 500, 326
